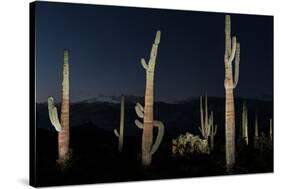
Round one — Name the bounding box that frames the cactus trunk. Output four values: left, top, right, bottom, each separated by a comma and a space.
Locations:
225, 87, 235, 169
142, 71, 154, 165
58, 50, 70, 164
224, 15, 240, 172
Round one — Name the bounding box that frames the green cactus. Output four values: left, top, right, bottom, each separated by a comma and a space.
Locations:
134, 30, 164, 166
114, 96, 125, 152
47, 49, 70, 166
242, 102, 249, 145
224, 15, 240, 172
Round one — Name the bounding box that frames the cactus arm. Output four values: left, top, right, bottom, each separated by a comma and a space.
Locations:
135, 119, 143, 129
141, 58, 148, 70
207, 111, 213, 137
114, 129, 120, 137
48, 97, 62, 132
136, 102, 144, 112
233, 43, 240, 88
205, 96, 208, 132
135, 103, 144, 118
150, 120, 164, 155
199, 96, 205, 137
228, 36, 237, 63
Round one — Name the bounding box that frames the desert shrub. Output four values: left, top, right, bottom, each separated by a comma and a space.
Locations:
172, 132, 210, 157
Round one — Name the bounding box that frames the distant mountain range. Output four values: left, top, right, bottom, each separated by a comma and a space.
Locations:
78, 94, 273, 104
80, 94, 144, 104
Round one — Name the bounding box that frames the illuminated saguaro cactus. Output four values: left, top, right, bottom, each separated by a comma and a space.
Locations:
114, 96, 125, 152
199, 96, 211, 140
198, 96, 217, 150
242, 102, 248, 145
48, 49, 70, 166
224, 15, 240, 172
134, 30, 164, 166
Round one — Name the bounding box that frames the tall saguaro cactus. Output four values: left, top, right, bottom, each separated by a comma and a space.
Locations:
114, 96, 125, 152
242, 102, 248, 145
198, 96, 217, 150
224, 15, 240, 172
48, 49, 70, 166
134, 30, 164, 166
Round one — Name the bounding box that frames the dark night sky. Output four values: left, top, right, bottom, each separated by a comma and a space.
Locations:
35, 2, 273, 103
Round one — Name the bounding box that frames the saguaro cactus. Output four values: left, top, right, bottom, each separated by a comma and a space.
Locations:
224, 15, 240, 172
241, 102, 248, 145
198, 96, 217, 150
48, 49, 70, 166
134, 30, 164, 166
253, 112, 259, 149
114, 96, 125, 152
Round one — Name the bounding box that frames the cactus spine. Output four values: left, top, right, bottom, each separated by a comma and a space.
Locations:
242, 102, 248, 145
198, 96, 217, 150
224, 15, 240, 172
114, 96, 125, 152
134, 31, 164, 166
48, 49, 70, 166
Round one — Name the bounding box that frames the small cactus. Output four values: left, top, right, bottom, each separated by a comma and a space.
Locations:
241, 102, 249, 145
199, 96, 211, 140
253, 112, 259, 149
269, 118, 272, 142
198, 96, 217, 150
114, 96, 125, 152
